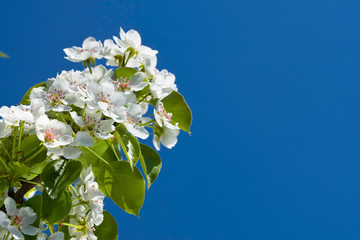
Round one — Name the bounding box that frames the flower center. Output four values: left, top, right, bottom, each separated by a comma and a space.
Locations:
11, 213, 23, 228
43, 88, 67, 107
159, 104, 172, 121
126, 113, 136, 125
83, 116, 102, 131
97, 92, 117, 109
114, 77, 132, 91
45, 128, 58, 142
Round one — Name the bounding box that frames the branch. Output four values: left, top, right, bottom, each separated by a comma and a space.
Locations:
14, 175, 41, 204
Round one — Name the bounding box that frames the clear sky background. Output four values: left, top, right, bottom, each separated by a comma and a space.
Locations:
1, 0, 360, 239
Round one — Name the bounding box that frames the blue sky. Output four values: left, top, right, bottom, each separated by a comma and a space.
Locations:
1, 0, 360, 239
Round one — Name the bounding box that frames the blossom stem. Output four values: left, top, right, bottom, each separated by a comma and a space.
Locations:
72, 195, 81, 202
0, 140, 12, 160
48, 224, 54, 235
69, 184, 79, 196
11, 127, 18, 160
60, 222, 82, 229
24, 143, 43, 158
56, 112, 67, 124
24, 145, 46, 163
4, 231, 10, 240
0, 155, 11, 173
82, 104, 87, 118
137, 93, 151, 104
87, 61, 92, 74
139, 119, 156, 127
17, 121, 25, 154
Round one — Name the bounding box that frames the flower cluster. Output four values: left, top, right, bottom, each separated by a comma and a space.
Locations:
0, 27, 191, 239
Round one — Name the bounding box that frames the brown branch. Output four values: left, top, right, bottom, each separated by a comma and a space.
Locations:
0, 175, 41, 213
14, 175, 41, 204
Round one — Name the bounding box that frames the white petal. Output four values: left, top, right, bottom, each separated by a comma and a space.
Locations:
0, 211, 10, 228
126, 30, 141, 47
8, 225, 24, 239
4, 197, 17, 217
153, 135, 160, 151
70, 111, 85, 127
49, 232, 65, 240
76, 131, 94, 147
63, 147, 82, 159
20, 225, 40, 236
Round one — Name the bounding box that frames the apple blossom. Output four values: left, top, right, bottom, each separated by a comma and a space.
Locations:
64, 37, 104, 63
0, 197, 40, 239
0, 26, 191, 240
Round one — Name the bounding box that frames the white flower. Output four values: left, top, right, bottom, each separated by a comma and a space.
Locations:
35, 115, 74, 148
0, 197, 40, 240
70, 108, 115, 144
154, 101, 173, 127
114, 28, 158, 59
86, 81, 126, 120
30, 77, 77, 112
153, 122, 180, 151
149, 69, 177, 99
0, 119, 12, 138
123, 103, 149, 139
110, 28, 158, 69
0, 105, 33, 125
103, 39, 125, 67
69, 217, 97, 240
84, 65, 113, 83
112, 72, 148, 94
64, 37, 104, 62
74, 167, 104, 226
47, 146, 82, 160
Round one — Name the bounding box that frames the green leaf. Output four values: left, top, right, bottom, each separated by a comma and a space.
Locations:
41, 160, 83, 201
20, 82, 46, 105
94, 211, 118, 240
79, 145, 145, 216
78, 139, 145, 216
42, 190, 72, 224
20, 135, 47, 168
115, 128, 140, 168
114, 67, 138, 80
78, 139, 119, 166
162, 91, 192, 133
10, 162, 31, 178
0, 52, 8, 58
20, 134, 42, 154
139, 144, 162, 189
100, 161, 145, 217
